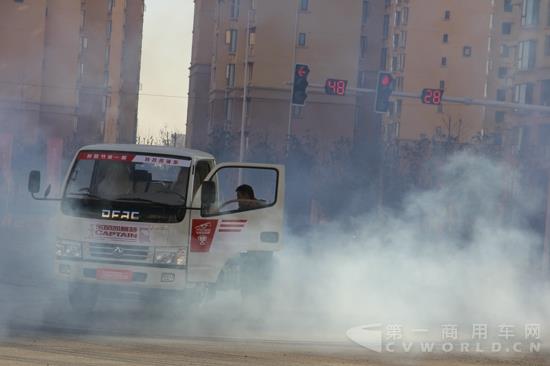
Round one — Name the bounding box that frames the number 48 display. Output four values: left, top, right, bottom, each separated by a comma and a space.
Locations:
421, 88, 444, 105
325, 79, 348, 96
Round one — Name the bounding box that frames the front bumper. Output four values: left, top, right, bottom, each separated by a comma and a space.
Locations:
55, 259, 188, 291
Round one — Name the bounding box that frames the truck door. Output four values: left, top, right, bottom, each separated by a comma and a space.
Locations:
187, 163, 284, 283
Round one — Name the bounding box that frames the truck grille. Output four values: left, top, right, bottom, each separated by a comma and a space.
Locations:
87, 242, 151, 262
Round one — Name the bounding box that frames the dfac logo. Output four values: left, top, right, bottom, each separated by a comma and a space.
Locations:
190, 219, 218, 252
101, 210, 140, 221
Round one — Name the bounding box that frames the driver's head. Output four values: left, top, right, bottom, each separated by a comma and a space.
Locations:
236, 184, 255, 200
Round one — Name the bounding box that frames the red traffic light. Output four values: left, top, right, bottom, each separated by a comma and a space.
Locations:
374, 72, 394, 113
297, 66, 308, 77
381, 75, 392, 87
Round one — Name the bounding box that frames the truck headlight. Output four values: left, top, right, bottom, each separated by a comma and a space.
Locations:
56, 240, 82, 259
154, 247, 186, 266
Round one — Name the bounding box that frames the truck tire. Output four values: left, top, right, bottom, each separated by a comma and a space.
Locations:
68, 284, 98, 313
240, 251, 274, 303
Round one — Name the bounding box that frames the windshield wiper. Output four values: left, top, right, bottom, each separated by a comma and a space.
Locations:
67, 192, 102, 200
114, 197, 184, 207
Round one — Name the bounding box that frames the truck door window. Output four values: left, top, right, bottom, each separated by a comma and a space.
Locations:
193, 160, 212, 196
206, 167, 278, 215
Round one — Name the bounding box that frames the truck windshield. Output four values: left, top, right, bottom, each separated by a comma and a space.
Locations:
61, 151, 191, 223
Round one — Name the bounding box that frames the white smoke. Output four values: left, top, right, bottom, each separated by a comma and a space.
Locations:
256, 152, 550, 342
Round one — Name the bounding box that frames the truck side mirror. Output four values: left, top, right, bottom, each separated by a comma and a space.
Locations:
201, 181, 216, 209
28, 170, 41, 194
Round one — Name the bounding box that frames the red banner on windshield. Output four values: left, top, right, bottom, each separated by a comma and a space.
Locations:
78, 152, 135, 162
77, 151, 190, 167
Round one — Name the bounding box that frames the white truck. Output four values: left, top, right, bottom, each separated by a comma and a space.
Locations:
28, 144, 284, 312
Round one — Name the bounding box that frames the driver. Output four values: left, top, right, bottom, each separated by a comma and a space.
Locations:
235, 184, 264, 211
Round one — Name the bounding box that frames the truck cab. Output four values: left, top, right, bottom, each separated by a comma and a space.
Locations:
28, 144, 284, 312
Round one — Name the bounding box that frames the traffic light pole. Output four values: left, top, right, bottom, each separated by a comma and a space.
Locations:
286, 1, 300, 156
305, 83, 550, 114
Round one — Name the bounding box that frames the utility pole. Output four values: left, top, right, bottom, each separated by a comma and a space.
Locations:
238, 6, 253, 163
285, 0, 300, 156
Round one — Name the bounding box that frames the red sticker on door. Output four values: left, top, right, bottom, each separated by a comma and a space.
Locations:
190, 219, 218, 252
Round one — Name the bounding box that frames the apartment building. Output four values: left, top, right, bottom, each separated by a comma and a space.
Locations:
0, 0, 144, 198
187, 0, 381, 161
486, 0, 550, 149
382, 0, 493, 144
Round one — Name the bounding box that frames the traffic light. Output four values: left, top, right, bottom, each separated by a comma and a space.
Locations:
374, 72, 395, 113
292, 64, 310, 106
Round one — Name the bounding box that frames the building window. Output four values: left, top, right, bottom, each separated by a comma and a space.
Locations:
439, 80, 445, 89
500, 44, 510, 57
249, 27, 256, 47
361, 36, 368, 58
380, 47, 388, 70
107, 0, 114, 12
247, 62, 254, 82
545, 35, 550, 56
402, 7, 409, 25
504, 0, 513, 12
502, 22, 513, 34
392, 56, 398, 72
400, 31, 407, 48
521, 0, 540, 26
444, 10, 451, 20
541, 79, 550, 105
357, 71, 367, 88
442, 34, 449, 43
300, 0, 309, 11
399, 54, 406, 71
395, 10, 402, 26
224, 98, 233, 120
226, 64, 236, 87
297, 32, 307, 47
497, 88, 506, 101
441, 57, 447, 66
514, 83, 534, 104
463, 46, 472, 57
362, 0, 368, 23
393, 33, 400, 48
292, 105, 304, 119
382, 15, 390, 39
226, 29, 238, 53
230, 0, 240, 19
495, 111, 505, 123
396, 76, 404, 91
518, 39, 537, 70
80, 37, 88, 51
106, 22, 112, 39
104, 70, 109, 86
104, 45, 110, 65
498, 66, 508, 78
